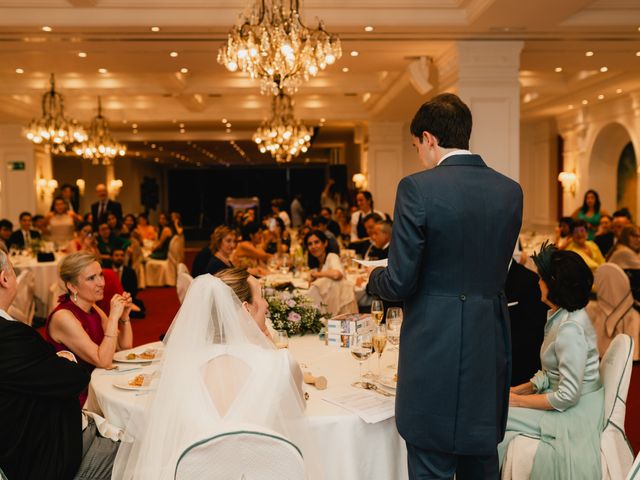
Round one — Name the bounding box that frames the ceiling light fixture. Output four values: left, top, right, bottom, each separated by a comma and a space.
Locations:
364, 26, 374, 32
600, 66, 608, 73
170, 52, 179, 57
98, 68, 108, 74
585, 51, 594, 57
554, 67, 563, 73
15, 68, 24, 74
225, 122, 232, 128
222, 118, 228, 123
253, 91, 313, 162
24, 73, 86, 153
151, 26, 160, 32
598, 94, 604, 100
350, 51, 359, 57
74, 97, 126, 165
582, 99, 589, 105
42, 26, 52, 32
616, 88, 623, 94
342, 67, 349, 73
218, 0, 342, 95
636, 51, 640, 57
180, 67, 189, 73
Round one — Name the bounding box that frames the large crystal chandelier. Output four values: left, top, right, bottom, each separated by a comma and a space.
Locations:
74, 97, 126, 165
25, 74, 87, 153
218, 0, 342, 95
253, 92, 313, 162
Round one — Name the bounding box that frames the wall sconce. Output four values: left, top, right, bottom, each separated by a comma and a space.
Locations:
558, 171, 577, 196
108, 178, 123, 198
36, 177, 58, 200
76, 178, 86, 196
352, 173, 368, 190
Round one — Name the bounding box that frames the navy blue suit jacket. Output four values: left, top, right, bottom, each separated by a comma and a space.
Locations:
368, 154, 522, 455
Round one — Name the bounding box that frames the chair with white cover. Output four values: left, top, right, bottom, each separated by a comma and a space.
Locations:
177, 262, 189, 276
174, 424, 305, 480
8, 269, 35, 326
129, 237, 146, 289
176, 271, 193, 304
627, 452, 640, 480
0, 465, 8, 480
502, 334, 635, 479
145, 236, 182, 287
47, 280, 66, 316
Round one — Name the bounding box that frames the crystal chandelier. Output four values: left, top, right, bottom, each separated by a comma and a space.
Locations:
218, 0, 342, 95
25, 73, 87, 153
74, 97, 126, 165
253, 92, 313, 162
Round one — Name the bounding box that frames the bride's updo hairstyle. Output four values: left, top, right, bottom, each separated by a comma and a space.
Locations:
215, 267, 252, 304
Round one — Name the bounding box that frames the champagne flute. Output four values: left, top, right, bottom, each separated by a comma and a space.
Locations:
350, 331, 373, 383
274, 330, 289, 349
386, 307, 402, 369
373, 324, 387, 377
371, 299, 384, 326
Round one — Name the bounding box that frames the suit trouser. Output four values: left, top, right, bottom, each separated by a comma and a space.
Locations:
406, 443, 499, 480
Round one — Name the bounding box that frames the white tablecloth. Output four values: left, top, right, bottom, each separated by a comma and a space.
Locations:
86, 336, 408, 479
12, 255, 61, 317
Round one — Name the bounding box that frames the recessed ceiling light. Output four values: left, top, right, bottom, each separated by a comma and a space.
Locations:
342, 67, 349, 73
582, 99, 589, 105
554, 67, 563, 73
585, 51, 594, 57
98, 68, 108, 74
364, 26, 374, 32
151, 26, 160, 32
320, 118, 326, 123
180, 67, 189, 73
132, 123, 138, 128
179, 123, 185, 128
226, 128, 231, 133
180, 129, 185, 133
600, 66, 608, 73
15, 68, 24, 74
350, 51, 359, 57
42, 26, 52, 32
170, 51, 178, 57
78, 52, 87, 58
636, 51, 640, 57
221, 118, 228, 123
598, 94, 604, 100
225, 122, 232, 128
122, 119, 128, 124
568, 105, 574, 110
616, 88, 623, 94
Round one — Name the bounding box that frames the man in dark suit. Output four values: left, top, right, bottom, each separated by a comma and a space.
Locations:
91, 183, 122, 229
364, 220, 392, 260
367, 93, 523, 479
110, 248, 145, 318
7, 212, 41, 249
505, 257, 548, 386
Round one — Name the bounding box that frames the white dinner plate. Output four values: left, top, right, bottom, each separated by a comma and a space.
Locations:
113, 374, 156, 391
113, 348, 163, 363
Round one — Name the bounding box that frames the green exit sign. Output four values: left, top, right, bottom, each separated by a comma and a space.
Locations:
8, 162, 25, 171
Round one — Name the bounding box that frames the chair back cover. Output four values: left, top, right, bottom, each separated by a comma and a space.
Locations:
174, 424, 304, 480
176, 272, 193, 304
599, 334, 635, 479
8, 269, 35, 325
626, 452, 640, 480
177, 263, 189, 276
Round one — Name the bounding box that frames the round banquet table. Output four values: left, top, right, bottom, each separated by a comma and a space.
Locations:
85, 336, 408, 479
12, 254, 61, 318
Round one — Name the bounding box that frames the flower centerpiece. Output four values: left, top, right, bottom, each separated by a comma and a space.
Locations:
266, 289, 328, 336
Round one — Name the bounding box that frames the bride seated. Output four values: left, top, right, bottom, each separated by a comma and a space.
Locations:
113, 268, 309, 479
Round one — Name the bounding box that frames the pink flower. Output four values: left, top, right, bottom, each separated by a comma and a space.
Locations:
288, 311, 301, 323
286, 299, 297, 308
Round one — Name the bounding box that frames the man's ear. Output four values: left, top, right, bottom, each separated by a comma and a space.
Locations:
423, 131, 439, 148
0, 270, 6, 287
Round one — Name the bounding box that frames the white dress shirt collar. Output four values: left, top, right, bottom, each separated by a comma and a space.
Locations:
0, 308, 15, 321
437, 149, 473, 166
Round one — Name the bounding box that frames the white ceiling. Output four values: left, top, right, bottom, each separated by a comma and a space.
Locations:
0, 0, 639, 146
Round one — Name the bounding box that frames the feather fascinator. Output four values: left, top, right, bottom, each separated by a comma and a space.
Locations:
532, 240, 557, 284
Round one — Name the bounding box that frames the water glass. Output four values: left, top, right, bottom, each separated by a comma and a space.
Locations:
350, 331, 373, 382
274, 330, 289, 349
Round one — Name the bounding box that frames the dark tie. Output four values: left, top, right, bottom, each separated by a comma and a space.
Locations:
99, 201, 105, 218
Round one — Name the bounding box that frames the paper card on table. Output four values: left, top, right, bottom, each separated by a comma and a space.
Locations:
322, 387, 395, 424
353, 258, 388, 268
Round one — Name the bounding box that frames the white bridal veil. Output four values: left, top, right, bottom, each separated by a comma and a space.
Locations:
112, 274, 313, 479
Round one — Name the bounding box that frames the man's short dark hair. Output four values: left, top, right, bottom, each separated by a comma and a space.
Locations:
111, 248, 125, 256
321, 207, 332, 216
613, 208, 632, 221
33, 214, 44, 223
410, 93, 472, 149
311, 215, 328, 227
0, 219, 12, 230
570, 219, 587, 233
19, 212, 32, 221
363, 213, 383, 224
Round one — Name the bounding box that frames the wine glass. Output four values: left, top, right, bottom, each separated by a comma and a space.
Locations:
386, 307, 402, 369
350, 331, 373, 383
279, 254, 290, 274
373, 324, 387, 377
274, 330, 289, 349
371, 299, 384, 326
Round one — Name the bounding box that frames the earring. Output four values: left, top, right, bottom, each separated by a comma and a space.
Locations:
73, 291, 78, 302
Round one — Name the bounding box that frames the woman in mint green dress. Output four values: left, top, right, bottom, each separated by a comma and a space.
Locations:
572, 189, 608, 241
498, 243, 604, 479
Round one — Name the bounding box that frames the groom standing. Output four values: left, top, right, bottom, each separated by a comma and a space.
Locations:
367, 93, 522, 479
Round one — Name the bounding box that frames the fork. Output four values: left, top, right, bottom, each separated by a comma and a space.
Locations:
352, 381, 395, 397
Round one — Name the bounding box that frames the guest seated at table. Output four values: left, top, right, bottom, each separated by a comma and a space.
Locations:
7, 211, 41, 250
271, 198, 291, 228
364, 220, 392, 260
32, 214, 46, 235
311, 215, 340, 254
607, 225, 640, 269
106, 212, 125, 238
0, 219, 12, 252
149, 212, 175, 260
97, 222, 129, 267
231, 222, 271, 274
612, 208, 632, 240
203, 225, 237, 276
134, 213, 157, 242
44, 196, 77, 248
350, 191, 386, 255
264, 215, 291, 254
83, 212, 93, 226
595, 214, 614, 257
320, 207, 341, 239
498, 243, 603, 478
121, 213, 137, 239
45, 252, 134, 404
68, 221, 94, 253
306, 230, 357, 316
171, 211, 184, 236
565, 219, 605, 273
0, 249, 120, 480
110, 248, 145, 319
112, 271, 311, 479
335, 206, 351, 245
554, 216, 573, 250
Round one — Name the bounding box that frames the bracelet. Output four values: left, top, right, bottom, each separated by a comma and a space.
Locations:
119, 318, 130, 324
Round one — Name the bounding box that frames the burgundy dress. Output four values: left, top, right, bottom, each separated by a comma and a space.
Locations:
45, 295, 105, 406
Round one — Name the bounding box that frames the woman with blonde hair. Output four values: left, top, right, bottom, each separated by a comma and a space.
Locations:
205, 225, 237, 275
45, 252, 134, 404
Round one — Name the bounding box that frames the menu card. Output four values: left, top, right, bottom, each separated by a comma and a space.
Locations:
322, 387, 395, 424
